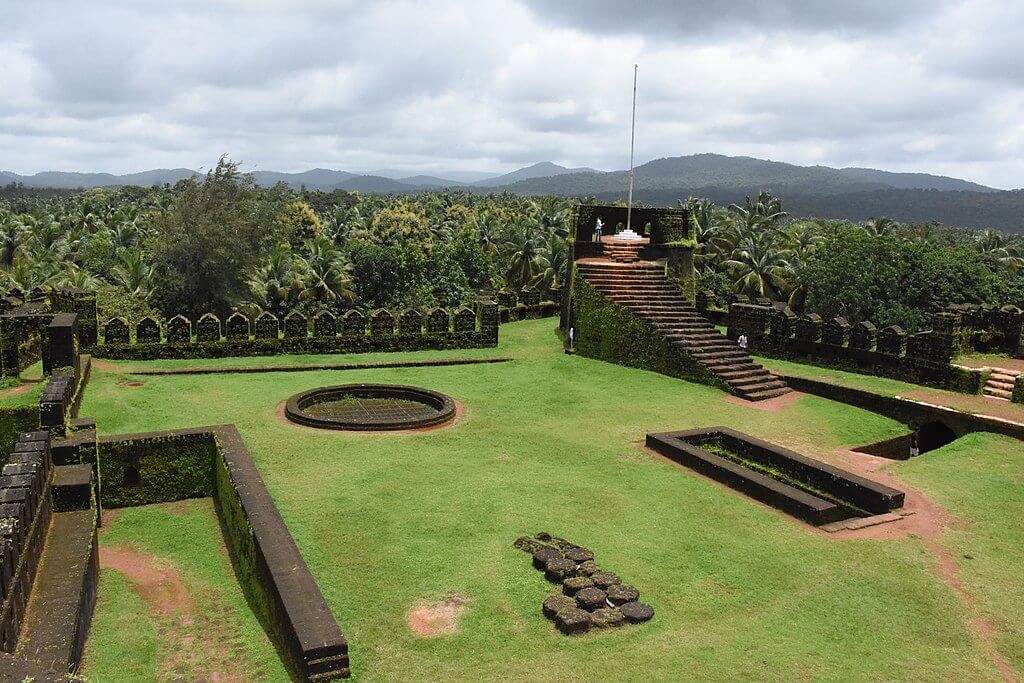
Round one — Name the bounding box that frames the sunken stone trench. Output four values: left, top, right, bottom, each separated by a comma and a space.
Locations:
514, 532, 654, 636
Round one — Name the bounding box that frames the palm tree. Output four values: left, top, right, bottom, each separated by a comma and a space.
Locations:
246, 242, 304, 315
723, 231, 793, 300
298, 236, 357, 304
861, 217, 897, 237
110, 248, 156, 300
728, 191, 788, 233
503, 221, 550, 291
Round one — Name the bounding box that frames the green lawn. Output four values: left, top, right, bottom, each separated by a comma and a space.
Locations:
77, 319, 1022, 681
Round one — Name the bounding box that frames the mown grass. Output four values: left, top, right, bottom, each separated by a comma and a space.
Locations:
78, 319, 1021, 681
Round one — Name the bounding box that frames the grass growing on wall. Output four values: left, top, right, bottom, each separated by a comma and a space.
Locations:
79, 319, 1022, 681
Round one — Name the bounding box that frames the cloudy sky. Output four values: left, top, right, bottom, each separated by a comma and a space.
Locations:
2, 0, 1023, 187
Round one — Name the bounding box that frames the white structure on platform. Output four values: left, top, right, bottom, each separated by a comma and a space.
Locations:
611, 228, 643, 241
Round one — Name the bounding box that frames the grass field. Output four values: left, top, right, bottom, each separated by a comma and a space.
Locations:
78, 319, 1023, 681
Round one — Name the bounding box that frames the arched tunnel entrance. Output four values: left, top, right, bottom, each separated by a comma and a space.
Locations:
916, 421, 958, 453
853, 420, 961, 460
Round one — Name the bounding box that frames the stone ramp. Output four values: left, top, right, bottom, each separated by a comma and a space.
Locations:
15, 507, 98, 674
577, 260, 789, 401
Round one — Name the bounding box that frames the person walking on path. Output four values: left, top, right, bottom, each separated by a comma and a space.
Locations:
909, 431, 920, 457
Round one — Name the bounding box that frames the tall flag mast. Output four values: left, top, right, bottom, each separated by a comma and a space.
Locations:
626, 63, 638, 234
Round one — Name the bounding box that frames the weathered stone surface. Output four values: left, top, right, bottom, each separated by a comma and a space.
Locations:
555, 607, 591, 635
620, 601, 655, 623
136, 316, 161, 343
542, 594, 576, 620
545, 557, 576, 582
607, 584, 640, 605
590, 607, 625, 628
590, 571, 621, 589
577, 560, 600, 576
575, 586, 607, 611
562, 576, 594, 596
103, 317, 129, 345
564, 547, 594, 564
532, 546, 561, 570
226, 312, 251, 340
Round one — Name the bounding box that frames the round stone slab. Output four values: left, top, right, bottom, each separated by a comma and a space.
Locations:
564, 547, 594, 563
591, 571, 621, 589
545, 557, 576, 582
590, 606, 625, 628
543, 594, 577, 620
606, 584, 640, 605
532, 546, 561, 570
620, 601, 655, 623
575, 586, 608, 611
555, 607, 592, 635
562, 576, 594, 596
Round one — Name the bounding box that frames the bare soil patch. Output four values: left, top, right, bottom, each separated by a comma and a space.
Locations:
406, 595, 469, 636
274, 398, 465, 435
90, 359, 125, 372
100, 545, 248, 681
116, 379, 146, 388
723, 391, 804, 412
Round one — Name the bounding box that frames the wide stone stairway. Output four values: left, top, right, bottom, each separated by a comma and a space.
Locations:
577, 258, 790, 401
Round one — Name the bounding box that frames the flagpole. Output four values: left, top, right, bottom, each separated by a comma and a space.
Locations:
626, 64, 638, 234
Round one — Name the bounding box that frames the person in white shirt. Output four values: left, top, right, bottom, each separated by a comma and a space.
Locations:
738, 333, 748, 350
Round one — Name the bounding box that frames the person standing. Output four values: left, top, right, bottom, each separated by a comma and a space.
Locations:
594, 217, 603, 242
737, 333, 748, 351
909, 431, 920, 458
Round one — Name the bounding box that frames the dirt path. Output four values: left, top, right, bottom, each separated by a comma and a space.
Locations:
0, 382, 35, 399
100, 545, 248, 682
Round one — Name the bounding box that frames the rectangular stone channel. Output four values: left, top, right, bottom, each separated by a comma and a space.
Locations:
646, 427, 905, 526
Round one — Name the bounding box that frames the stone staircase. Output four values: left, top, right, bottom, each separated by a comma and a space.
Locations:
577, 260, 790, 401
601, 240, 643, 263
982, 367, 1020, 400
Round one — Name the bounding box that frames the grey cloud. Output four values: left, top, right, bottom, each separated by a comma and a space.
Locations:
520, 0, 949, 38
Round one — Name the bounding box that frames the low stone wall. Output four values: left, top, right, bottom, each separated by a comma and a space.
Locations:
91, 302, 498, 361
726, 302, 984, 394
780, 374, 1024, 443
0, 432, 53, 653
95, 425, 350, 680
1013, 376, 1024, 405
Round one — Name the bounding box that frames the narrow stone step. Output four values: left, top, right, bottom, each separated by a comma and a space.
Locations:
716, 366, 766, 379
730, 377, 786, 391
741, 387, 793, 401
983, 387, 1013, 400
987, 378, 1016, 391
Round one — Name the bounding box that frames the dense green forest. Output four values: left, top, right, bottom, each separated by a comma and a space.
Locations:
1, 158, 1022, 332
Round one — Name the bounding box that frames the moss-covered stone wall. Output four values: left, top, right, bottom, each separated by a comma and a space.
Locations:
572, 277, 727, 392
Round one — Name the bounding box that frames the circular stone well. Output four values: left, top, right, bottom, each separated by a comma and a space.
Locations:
285, 384, 456, 431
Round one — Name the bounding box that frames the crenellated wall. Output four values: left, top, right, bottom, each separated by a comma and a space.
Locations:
726, 301, 985, 393
90, 300, 499, 360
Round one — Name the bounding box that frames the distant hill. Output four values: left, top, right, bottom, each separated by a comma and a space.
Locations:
473, 161, 600, 187
4, 154, 1021, 230
484, 154, 999, 196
